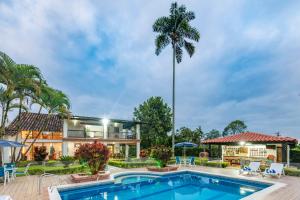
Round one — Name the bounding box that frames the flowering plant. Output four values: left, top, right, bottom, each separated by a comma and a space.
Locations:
75, 141, 110, 174
140, 149, 149, 158
151, 146, 172, 168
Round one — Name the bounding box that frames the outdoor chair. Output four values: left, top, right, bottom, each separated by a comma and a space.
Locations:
186, 157, 195, 166
4, 163, 16, 180
0, 166, 9, 186
15, 163, 31, 177
263, 163, 285, 178
0, 195, 13, 200
239, 162, 261, 175
175, 156, 184, 166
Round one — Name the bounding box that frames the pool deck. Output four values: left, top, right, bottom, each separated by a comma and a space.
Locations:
0, 166, 299, 200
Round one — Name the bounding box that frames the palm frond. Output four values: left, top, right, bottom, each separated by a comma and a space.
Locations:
184, 41, 195, 57
155, 34, 170, 55
153, 17, 171, 33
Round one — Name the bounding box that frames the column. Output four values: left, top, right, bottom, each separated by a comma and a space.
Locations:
62, 142, 68, 156
103, 124, 108, 139
287, 144, 290, 167
63, 119, 68, 138
136, 124, 140, 140
136, 142, 140, 159
125, 144, 129, 159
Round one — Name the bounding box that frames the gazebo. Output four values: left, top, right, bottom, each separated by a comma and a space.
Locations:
202, 132, 298, 167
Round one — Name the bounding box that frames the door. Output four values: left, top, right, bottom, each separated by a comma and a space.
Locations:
277, 147, 282, 162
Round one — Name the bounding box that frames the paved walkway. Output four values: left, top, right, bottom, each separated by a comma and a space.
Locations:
0, 166, 299, 200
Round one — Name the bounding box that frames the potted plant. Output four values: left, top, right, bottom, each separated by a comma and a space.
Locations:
147, 146, 178, 172
60, 156, 74, 168
139, 149, 148, 161
33, 146, 48, 161
73, 141, 110, 182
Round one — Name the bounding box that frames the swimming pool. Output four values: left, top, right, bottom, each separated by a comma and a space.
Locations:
56, 171, 274, 200
114, 174, 160, 184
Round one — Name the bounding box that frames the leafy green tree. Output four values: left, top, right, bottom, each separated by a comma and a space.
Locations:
153, 2, 200, 155
175, 126, 203, 145
205, 129, 221, 140
133, 97, 172, 148
223, 120, 247, 136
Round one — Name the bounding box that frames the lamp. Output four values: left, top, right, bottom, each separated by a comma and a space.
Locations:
102, 118, 110, 126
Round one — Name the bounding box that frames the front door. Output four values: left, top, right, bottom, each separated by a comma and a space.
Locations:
277, 147, 282, 162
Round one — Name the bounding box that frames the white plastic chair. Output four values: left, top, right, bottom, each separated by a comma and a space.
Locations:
239, 162, 261, 175
263, 163, 284, 178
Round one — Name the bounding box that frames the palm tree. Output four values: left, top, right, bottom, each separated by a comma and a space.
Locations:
153, 2, 200, 156
21, 86, 71, 160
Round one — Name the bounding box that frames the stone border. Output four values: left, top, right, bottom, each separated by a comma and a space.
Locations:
49, 169, 285, 200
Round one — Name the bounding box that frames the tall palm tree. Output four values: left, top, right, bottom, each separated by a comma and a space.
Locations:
153, 2, 200, 156
21, 86, 71, 159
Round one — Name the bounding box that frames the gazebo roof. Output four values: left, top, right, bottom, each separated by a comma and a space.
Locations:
202, 132, 298, 144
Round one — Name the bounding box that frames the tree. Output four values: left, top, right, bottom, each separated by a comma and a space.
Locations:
153, 2, 200, 156
205, 129, 221, 140
133, 97, 172, 148
21, 86, 71, 160
223, 120, 247, 136
175, 126, 203, 145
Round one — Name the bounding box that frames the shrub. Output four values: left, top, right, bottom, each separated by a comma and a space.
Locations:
197, 157, 209, 165
284, 167, 300, 177
150, 146, 172, 168
108, 159, 157, 168
60, 156, 75, 168
204, 161, 229, 168
75, 141, 110, 175
140, 149, 149, 158
33, 146, 48, 161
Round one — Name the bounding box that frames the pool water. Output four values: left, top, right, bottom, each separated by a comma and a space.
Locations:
59, 172, 271, 200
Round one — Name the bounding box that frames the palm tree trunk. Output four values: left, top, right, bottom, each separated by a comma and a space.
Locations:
11, 97, 23, 162
22, 113, 50, 159
172, 45, 176, 157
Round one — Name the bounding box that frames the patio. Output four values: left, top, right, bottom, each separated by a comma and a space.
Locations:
0, 166, 299, 200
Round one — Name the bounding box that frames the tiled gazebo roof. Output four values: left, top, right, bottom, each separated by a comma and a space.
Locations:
5, 112, 63, 135
202, 132, 297, 144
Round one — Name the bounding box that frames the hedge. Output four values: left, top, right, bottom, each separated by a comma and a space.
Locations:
284, 167, 300, 177
17, 164, 87, 175
108, 160, 158, 168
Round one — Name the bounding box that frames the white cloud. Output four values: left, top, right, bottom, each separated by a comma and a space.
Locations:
1, 0, 300, 138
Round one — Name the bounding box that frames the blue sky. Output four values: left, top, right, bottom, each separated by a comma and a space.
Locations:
1, 0, 300, 138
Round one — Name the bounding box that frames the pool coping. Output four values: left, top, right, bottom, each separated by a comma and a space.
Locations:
48, 169, 286, 200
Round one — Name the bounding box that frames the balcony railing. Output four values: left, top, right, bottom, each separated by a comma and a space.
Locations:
67, 130, 135, 139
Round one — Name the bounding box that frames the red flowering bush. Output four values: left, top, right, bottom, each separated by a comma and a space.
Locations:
150, 146, 172, 168
75, 141, 110, 175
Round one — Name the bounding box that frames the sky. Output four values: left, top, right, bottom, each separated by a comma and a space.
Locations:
0, 0, 300, 138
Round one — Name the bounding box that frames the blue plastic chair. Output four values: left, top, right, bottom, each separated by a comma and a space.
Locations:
15, 163, 31, 177
175, 156, 184, 166
0, 166, 9, 186
187, 157, 195, 166
4, 163, 16, 179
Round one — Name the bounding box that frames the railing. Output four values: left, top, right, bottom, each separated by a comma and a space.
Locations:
67, 130, 136, 139
67, 130, 85, 138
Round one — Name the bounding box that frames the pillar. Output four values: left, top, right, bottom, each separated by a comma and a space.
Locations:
125, 144, 129, 158
136, 124, 140, 140
103, 124, 108, 139
287, 144, 290, 167
136, 142, 140, 159
62, 142, 68, 156
63, 119, 68, 138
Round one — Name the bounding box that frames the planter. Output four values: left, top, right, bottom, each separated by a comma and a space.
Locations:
147, 166, 178, 172
70, 171, 110, 183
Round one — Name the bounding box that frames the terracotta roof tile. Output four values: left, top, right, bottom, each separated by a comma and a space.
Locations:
202, 132, 297, 144
5, 112, 63, 135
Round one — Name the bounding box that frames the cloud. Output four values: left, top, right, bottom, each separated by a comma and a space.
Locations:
1, 0, 300, 138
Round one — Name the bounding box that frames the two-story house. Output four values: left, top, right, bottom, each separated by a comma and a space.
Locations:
3, 112, 141, 162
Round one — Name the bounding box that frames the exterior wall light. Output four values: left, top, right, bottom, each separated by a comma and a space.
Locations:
102, 118, 110, 126
239, 141, 245, 146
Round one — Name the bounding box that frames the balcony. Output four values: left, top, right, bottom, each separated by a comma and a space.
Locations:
67, 130, 135, 140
